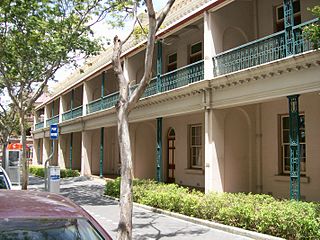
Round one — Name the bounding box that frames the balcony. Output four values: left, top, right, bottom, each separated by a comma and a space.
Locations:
84, 20, 316, 116
86, 60, 204, 115
46, 115, 59, 126
213, 19, 318, 76
35, 121, 44, 130
62, 105, 83, 122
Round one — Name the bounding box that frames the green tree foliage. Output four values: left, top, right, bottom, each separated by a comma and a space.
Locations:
0, 102, 20, 168
0, 0, 111, 189
303, 6, 320, 48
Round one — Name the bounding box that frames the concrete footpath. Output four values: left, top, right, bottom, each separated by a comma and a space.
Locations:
26, 176, 283, 240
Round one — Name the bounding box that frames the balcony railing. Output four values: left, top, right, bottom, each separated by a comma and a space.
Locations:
161, 60, 204, 92
62, 105, 83, 122
84, 20, 317, 116
102, 92, 119, 110
86, 98, 102, 114
35, 121, 44, 130
293, 19, 318, 54
46, 115, 59, 126
86, 61, 204, 115
87, 92, 120, 114
213, 19, 318, 76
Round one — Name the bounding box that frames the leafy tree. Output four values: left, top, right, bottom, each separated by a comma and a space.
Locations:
303, 6, 320, 48
0, 102, 20, 168
0, 0, 110, 189
111, 0, 175, 239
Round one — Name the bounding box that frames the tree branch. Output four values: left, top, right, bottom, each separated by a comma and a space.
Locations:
121, 1, 139, 46
156, 0, 175, 31
127, 0, 174, 112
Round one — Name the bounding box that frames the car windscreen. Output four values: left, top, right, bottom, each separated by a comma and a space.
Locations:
0, 175, 8, 189
0, 218, 105, 240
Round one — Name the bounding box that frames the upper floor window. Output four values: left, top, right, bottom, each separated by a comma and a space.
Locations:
189, 124, 202, 169
275, 0, 301, 32
189, 42, 202, 64
167, 53, 177, 72
280, 114, 306, 175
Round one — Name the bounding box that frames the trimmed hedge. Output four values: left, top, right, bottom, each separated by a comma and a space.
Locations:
105, 178, 320, 239
29, 166, 80, 178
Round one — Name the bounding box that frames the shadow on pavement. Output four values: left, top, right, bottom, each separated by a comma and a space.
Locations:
133, 211, 209, 239
28, 175, 117, 206
60, 185, 117, 206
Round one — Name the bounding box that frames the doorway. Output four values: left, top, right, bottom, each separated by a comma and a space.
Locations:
167, 128, 176, 183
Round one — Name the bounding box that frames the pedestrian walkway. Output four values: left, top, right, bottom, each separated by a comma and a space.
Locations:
26, 176, 279, 240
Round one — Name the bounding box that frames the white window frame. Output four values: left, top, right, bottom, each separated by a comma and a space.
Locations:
280, 114, 306, 175
189, 124, 202, 169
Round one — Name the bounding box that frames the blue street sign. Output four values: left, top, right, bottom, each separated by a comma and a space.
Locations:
50, 124, 59, 140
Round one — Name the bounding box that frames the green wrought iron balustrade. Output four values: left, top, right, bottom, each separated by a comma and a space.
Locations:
62, 105, 83, 121
213, 19, 318, 76
62, 109, 72, 121
86, 98, 102, 114
293, 19, 319, 54
72, 106, 83, 118
46, 115, 59, 126
213, 31, 286, 76
102, 92, 119, 109
161, 60, 204, 92
35, 121, 44, 130
143, 77, 157, 98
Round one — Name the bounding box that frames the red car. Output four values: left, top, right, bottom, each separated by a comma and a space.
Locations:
0, 190, 112, 239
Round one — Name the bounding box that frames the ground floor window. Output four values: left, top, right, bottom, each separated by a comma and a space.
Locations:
189, 124, 202, 168
280, 114, 306, 175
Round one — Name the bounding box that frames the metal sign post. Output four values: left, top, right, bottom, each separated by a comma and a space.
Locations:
45, 124, 59, 191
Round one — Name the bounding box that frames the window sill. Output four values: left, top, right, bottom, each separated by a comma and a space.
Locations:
185, 168, 204, 175
274, 175, 310, 183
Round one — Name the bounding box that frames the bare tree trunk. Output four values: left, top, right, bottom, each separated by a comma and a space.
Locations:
117, 107, 133, 240
2, 140, 8, 168
112, 2, 175, 239
19, 112, 28, 190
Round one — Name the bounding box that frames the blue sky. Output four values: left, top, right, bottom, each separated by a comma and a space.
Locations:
54, 1, 168, 84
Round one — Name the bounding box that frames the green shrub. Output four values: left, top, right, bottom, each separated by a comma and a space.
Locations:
29, 166, 45, 178
60, 168, 80, 178
105, 177, 320, 239
29, 166, 80, 178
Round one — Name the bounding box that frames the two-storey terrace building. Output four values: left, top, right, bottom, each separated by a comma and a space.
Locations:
33, 0, 320, 201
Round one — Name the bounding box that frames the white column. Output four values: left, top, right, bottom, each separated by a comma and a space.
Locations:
204, 89, 224, 193
255, 103, 263, 193
33, 112, 38, 130
44, 105, 49, 128
204, 11, 216, 80
83, 82, 89, 116
81, 131, 92, 176
32, 139, 38, 165
59, 97, 64, 123
58, 136, 66, 169
42, 138, 50, 166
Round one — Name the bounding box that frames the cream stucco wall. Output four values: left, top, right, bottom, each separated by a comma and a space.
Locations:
211, 0, 254, 53
90, 128, 101, 175
261, 93, 320, 201
131, 121, 156, 179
